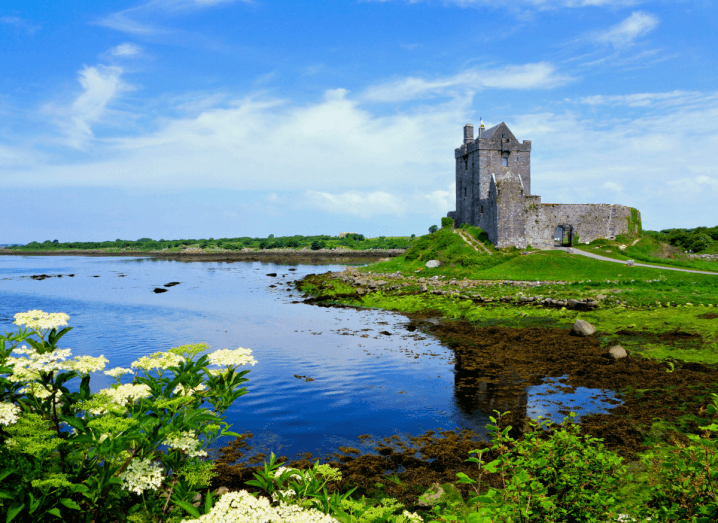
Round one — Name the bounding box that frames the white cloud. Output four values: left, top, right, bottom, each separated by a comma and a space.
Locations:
302, 191, 407, 217
362, 63, 569, 102
576, 90, 703, 107
595, 11, 658, 47
0, 16, 40, 34
44, 65, 128, 148
368, 0, 641, 8
96, 0, 248, 35
111, 43, 142, 57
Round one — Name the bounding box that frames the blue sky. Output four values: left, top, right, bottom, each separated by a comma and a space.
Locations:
1, 0, 717, 242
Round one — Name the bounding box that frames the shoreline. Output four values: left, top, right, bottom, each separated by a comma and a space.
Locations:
0, 249, 405, 264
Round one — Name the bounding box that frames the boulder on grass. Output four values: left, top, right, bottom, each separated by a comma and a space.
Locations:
571, 319, 596, 337
425, 260, 441, 268
626, 260, 635, 267
417, 483, 445, 507
608, 345, 628, 359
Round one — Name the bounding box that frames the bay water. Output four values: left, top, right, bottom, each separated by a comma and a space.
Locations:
0, 255, 621, 462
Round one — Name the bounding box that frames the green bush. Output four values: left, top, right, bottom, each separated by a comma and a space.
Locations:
428, 225, 439, 234
310, 240, 324, 250
441, 217, 454, 229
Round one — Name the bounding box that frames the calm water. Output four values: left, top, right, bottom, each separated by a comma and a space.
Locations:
0, 255, 621, 462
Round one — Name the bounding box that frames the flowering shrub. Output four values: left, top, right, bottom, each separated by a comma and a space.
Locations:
0, 310, 256, 522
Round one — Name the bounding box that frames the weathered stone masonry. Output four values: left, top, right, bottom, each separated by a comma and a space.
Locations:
448, 121, 640, 249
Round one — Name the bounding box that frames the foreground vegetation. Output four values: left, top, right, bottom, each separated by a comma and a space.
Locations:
3, 234, 414, 253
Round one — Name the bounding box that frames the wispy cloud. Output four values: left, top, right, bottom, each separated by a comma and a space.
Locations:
362, 62, 569, 102
0, 15, 40, 34
96, 0, 249, 36
110, 43, 143, 57
43, 65, 129, 148
366, 0, 642, 9
576, 90, 703, 107
594, 11, 658, 47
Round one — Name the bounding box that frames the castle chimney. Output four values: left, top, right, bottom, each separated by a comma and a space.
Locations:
463, 124, 474, 144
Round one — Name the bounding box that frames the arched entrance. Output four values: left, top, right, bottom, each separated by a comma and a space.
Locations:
553, 224, 573, 247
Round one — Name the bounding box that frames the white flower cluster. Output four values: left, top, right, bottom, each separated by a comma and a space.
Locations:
0, 402, 21, 426
7, 346, 73, 382
164, 431, 208, 458
274, 467, 306, 482
173, 383, 208, 396
13, 310, 70, 332
207, 348, 257, 368
98, 384, 152, 406
105, 367, 134, 379
63, 355, 108, 376
118, 458, 164, 495
131, 351, 186, 371
180, 490, 340, 523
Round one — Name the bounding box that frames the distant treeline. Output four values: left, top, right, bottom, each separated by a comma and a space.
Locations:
645, 226, 718, 253
8, 233, 415, 252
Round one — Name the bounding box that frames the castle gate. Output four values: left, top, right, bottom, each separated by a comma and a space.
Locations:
553, 224, 573, 247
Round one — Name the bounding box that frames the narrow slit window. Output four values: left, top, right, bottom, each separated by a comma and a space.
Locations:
502, 157, 508, 167
464, 187, 467, 199
481, 206, 484, 214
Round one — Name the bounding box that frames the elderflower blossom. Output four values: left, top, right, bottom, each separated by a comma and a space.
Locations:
13, 310, 69, 332
0, 403, 21, 426
131, 351, 185, 372
164, 431, 208, 458
64, 355, 108, 376
104, 367, 134, 379
98, 383, 152, 406
180, 489, 340, 523
7, 346, 73, 381
118, 458, 164, 495
18, 383, 58, 400
207, 348, 257, 368
173, 383, 208, 396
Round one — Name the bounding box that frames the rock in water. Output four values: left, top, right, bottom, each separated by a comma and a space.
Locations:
571, 319, 596, 337
608, 345, 628, 359
425, 260, 440, 268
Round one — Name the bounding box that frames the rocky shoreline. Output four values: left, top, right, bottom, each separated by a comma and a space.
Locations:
319, 267, 603, 311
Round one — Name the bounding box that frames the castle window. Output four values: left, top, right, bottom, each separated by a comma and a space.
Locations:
516, 154, 520, 162
481, 206, 484, 214
464, 187, 467, 199
502, 133, 505, 139
502, 157, 508, 167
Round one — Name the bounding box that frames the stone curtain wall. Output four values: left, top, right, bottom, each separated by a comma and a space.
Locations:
524, 203, 636, 249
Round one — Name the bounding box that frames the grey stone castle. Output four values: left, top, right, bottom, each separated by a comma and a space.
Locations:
447, 121, 640, 249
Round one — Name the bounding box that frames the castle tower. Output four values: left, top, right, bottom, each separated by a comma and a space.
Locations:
463, 124, 474, 144
449, 121, 532, 232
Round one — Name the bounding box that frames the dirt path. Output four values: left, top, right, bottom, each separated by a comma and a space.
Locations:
455, 229, 491, 255
561, 247, 718, 276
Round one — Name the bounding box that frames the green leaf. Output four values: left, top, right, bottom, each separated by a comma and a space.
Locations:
0, 492, 14, 500
0, 469, 15, 482
60, 498, 81, 510
204, 491, 214, 514
174, 500, 201, 518
46, 508, 62, 518
6, 503, 25, 523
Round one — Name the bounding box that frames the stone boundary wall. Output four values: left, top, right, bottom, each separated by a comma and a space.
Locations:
525, 203, 634, 249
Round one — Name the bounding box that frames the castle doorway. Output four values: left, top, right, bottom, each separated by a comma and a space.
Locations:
553, 224, 573, 247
